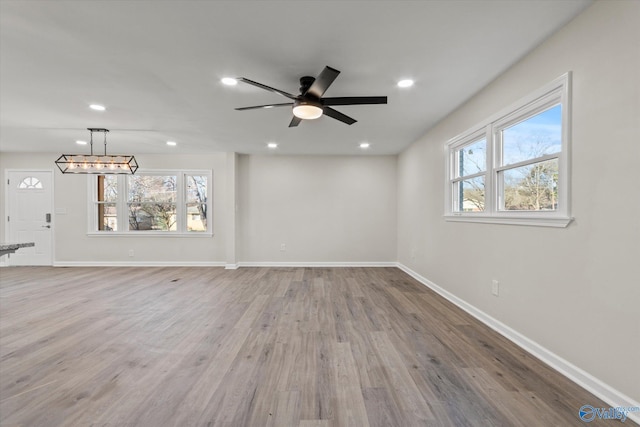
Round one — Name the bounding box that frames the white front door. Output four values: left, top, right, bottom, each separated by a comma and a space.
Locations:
6, 170, 54, 266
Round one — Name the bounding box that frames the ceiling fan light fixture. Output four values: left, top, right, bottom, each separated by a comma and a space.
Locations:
292, 100, 323, 120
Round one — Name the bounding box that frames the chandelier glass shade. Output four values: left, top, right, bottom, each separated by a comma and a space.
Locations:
55, 128, 138, 174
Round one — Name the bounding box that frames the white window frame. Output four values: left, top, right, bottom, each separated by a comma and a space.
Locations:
444, 73, 572, 228
88, 169, 213, 236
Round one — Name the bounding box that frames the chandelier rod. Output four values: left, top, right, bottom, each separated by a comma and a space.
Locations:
86, 128, 110, 156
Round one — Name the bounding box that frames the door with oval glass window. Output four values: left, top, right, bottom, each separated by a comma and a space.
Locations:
6, 170, 53, 265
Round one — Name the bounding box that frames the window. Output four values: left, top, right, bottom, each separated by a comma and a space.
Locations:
97, 175, 118, 231
90, 170, 212, 235
128, 175, 177, 231
18, 177, 43, 189
445, 73, 571, 227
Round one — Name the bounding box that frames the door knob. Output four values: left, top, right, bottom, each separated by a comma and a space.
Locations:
41, 225, 51, 228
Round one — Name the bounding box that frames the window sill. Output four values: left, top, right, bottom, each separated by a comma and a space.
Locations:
444, 214, 573, 228
87, 232, 213, 237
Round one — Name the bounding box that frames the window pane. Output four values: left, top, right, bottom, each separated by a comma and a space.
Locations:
98, 203, 117, 231
455, 139, 486, 177
186, 175, 208, 232
128, 176, 176, 203
98, 175, 118, 202
501, 158, 558, 211
187, 203, 207, 231
18, 177, 43, 189
128, 203, 177, 231
454, 176, 485, 212
502, 104, 561, 166
186, 175, 207, 204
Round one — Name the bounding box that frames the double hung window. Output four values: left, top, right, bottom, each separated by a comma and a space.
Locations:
445, 73, 571, 227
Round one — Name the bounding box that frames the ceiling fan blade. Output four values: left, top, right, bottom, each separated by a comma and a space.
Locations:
305, 66, 340, 98
289, 116, 302, 127
323, 107, 357, 125
237, 77, 298, 100
322, 96, 387, 106
235, 103, 293, 111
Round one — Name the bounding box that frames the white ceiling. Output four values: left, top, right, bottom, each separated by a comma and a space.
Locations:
0, 0, 592, 156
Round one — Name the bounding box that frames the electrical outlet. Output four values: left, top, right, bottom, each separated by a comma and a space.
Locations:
280, 243, 286, 251
128, 249, 134, 257
491, 279, 499, 296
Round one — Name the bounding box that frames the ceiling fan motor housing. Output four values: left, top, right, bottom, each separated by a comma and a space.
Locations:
299, 76, 316, 94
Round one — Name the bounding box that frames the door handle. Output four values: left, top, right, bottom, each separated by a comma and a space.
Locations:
41, 225, 51, 228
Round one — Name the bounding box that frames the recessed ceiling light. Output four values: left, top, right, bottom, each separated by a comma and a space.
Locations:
360, 142, 370, 149
166, 141, 177, 146
76, 140, 87, 145
89, 104, 106, 111
267, 142, 278, 149
397, 79, 414, 88
221, 77, 238, 86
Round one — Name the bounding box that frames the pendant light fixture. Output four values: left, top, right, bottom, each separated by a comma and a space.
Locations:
55, 128, 138, 174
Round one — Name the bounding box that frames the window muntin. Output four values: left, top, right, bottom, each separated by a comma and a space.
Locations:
90, 170, 212, 235
445, 73, 571, 227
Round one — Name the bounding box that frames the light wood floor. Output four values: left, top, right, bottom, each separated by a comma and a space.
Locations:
0, 266, 622, 426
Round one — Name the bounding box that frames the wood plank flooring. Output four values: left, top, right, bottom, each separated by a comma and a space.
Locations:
0, 266, 625, 426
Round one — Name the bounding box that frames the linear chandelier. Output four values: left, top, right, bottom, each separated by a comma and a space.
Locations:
55, 128, 138, 174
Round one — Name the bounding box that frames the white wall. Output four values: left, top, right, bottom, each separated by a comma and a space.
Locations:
397, 0, 639, 402
1, 152, 397, 266
238, 154, 397, 264
0, 152, 229, 264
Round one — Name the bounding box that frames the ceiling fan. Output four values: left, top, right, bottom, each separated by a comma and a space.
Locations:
234, 66, 387, 127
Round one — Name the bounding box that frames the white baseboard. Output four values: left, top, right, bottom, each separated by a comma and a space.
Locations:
238, 261, 397, 268
396, 263, 640, 424
49, 261, 396, 268
53, 261, 226, 267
